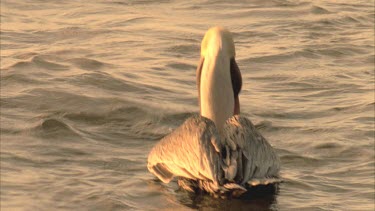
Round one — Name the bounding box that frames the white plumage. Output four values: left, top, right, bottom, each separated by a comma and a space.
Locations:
147, 27, 280, 196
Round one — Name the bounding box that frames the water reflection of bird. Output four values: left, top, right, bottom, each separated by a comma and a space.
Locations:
148, 27, 280, 197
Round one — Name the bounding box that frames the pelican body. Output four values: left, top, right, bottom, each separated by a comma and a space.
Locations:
147, 27, 280, 196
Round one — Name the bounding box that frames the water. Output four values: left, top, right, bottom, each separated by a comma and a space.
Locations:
1, 0, 374, 210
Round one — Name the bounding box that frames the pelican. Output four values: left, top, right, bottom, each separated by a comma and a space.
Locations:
147, 27, 280, 197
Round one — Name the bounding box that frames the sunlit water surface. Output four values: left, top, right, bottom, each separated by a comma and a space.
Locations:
1, 0, 374, 210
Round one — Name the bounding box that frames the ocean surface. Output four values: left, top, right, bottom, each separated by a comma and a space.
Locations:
1, 0, 374, 210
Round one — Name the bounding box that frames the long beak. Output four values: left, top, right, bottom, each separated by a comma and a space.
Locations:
196, 57, 205, 113
230, 58, 242, 115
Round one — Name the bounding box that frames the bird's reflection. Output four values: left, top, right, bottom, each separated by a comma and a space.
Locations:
176, 184, 279, 211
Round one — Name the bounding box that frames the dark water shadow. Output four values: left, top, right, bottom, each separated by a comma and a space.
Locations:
175, 184, 279, 211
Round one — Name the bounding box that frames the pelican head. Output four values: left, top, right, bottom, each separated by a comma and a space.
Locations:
196, 27, 242, 130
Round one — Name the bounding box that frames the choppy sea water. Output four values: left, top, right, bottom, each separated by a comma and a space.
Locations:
1, 0, 374, 210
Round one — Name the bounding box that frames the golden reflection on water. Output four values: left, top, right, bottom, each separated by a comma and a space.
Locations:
1, 0, 374, 210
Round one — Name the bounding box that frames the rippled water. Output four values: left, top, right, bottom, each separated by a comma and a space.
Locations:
1, 0, 374, 210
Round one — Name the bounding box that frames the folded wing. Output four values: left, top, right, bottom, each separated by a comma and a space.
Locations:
223, 115, 280, 186
147, 115, 223, 186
